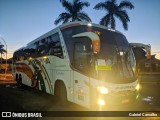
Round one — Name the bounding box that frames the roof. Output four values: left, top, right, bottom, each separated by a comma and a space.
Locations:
15, 21, 125, 53
27, 21, 124, 46
59, 21, 123, 34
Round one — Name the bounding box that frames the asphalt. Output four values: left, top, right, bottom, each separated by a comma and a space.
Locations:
138, 73, 160, 84
0, 74, 160, 120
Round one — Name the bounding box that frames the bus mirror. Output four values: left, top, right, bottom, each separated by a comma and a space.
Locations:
72, 32, 100, 53
146, 51, 151, 59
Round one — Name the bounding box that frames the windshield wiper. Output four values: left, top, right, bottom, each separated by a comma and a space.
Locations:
124, 48, 136, 81
115, 46, 125, 81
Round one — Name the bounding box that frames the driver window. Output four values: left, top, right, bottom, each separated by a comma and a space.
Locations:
74, 42, 92, 73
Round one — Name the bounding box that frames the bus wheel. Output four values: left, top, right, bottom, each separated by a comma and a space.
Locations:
16, 74, 18, 82
18, 74, 22, 87
31, 79, 38, 88
54, 81, 67, 105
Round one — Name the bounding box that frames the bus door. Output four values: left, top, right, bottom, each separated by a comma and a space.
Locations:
73, 39, 92, 107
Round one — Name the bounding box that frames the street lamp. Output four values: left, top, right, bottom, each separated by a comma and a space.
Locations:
0, 36, 7, 78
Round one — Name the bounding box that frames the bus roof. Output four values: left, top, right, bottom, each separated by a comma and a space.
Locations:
59, 21, 123, 34
26, 21, 123, 46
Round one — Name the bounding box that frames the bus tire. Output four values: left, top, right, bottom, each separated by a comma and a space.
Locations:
18, 74, 22, 87
54, 81, 67, 105
16, 74, 18, 82
32, 79, 38, 88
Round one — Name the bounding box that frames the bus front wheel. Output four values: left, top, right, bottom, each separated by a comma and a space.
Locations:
54, 81, 67, 105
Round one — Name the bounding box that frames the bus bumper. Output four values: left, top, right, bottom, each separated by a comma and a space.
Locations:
93, 90, 139, 110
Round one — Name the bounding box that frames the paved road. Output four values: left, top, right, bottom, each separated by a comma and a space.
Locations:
0, 81, 160, 120
139, 73, 160, 84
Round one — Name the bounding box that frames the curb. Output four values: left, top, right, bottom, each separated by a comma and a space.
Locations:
0, 79, 16, 84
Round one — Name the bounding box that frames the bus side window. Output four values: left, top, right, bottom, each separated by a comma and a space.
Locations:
37, 38, 49, 57
24, 44, 36, 59
13, 52, 18, 62
48, 33, 64, 58
16, 49, 25, 61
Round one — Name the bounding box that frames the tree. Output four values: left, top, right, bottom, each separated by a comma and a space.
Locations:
54, 0, 92, 25
94, 0, 134, 30
0, 43, 6, 64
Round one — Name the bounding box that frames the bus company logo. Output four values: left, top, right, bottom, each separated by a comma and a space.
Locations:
2, 112, 11, 117
28, 58, 50, 65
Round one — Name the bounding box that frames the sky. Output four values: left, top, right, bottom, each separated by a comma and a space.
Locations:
0, 0, 160, 59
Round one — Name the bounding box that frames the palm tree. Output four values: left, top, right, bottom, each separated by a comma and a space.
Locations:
94, 0, 134, 30
54, 0, 92, 25
0, 43, 6, 64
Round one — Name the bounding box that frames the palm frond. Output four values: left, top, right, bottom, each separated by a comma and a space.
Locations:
61, 0, 73, 14
118, 0, 134, 10
110, 15, 115, 29
95, 0, 133, 30
55, 0, 91, 25
116, 14, 128, 30
110, 0, 116, 5
62, 15, 72, 24
74, 1, 90, 12
105, 0, 117, 11
94, 2, 107, 10
0, 49, 6, 53
115, 10, 130, 21
99, 14, 111, 26
54, 12, 71, 25
77, 12, 92, 22
73, 0, 80, 4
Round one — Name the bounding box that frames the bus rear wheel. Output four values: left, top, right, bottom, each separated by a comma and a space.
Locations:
54, 81, 67, 105
17, 74, 22, 87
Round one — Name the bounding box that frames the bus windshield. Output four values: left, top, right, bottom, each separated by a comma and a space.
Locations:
61, 25, 136, 83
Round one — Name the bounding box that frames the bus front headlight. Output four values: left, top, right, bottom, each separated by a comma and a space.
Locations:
98, 87, 109, 94
98, 99, 105, 105
135, 83, 140, 91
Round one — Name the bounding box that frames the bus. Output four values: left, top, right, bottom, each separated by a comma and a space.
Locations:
130, 43, 160, 83
13, 22, 140, 109
130, 43, 151, 73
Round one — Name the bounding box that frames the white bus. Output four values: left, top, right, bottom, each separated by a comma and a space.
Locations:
13, 22, 140, 109
130, 43, 151, 73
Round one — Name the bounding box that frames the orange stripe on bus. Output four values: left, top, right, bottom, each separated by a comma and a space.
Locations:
60, 23, 80, 30
35, 59, 53, 94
